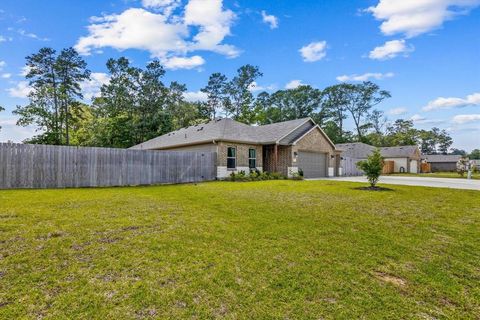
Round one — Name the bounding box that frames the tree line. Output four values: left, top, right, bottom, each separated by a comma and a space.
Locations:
1, 46, 471, 155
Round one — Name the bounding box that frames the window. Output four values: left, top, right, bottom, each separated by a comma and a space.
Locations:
227, 147, 236, 169
249, 148, 256, 169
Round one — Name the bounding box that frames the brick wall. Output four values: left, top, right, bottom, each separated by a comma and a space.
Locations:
263, 145, 292, 175
292, 128, 336, 167
217, 142, 263, 169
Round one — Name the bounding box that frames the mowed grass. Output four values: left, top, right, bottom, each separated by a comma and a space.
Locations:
1, 181, 479, 319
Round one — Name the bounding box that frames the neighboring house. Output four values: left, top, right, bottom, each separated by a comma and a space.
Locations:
336, 142, 421, 174
424, 154, 462, 172
131, 118, 342, 179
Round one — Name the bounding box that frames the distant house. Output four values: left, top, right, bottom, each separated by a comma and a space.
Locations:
336, 142, 422, 174
424, 154, 461, 172
131, 118, 342, 179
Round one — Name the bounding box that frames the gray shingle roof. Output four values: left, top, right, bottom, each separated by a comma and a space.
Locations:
130, 117, 314, 150
424, 154, 462, 163
335, 143, 376, 159
336, 143, 420, 159
379, 146, 420, 158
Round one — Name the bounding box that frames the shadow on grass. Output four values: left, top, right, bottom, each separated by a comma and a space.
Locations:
353, 186, 395, 192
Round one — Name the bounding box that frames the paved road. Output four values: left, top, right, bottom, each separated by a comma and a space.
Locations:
312, 175, 480, 191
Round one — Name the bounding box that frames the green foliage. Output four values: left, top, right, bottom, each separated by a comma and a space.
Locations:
356, 149, 384, 188
228, 170, 288, 182
469, 149, 480, 159
14, 47, 90, 145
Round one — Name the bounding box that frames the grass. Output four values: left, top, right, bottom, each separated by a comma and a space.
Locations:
389, 172, 480, 180
1, 181, 479, 319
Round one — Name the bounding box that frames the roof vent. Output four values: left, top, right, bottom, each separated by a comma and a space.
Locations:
197, 127, 204, 131
185, 134, 187, 139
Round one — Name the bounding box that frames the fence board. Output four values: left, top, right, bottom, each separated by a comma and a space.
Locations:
0, 143, 216, 189
341, 157, 364, 176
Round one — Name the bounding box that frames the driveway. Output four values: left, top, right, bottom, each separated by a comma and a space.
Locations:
313, 175, 480, 191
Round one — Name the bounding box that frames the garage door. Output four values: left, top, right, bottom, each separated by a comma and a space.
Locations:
297, 151, 327, 178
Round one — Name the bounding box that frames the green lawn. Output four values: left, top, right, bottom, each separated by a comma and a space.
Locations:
389, 172, 479, 180
1, 181, 479, 319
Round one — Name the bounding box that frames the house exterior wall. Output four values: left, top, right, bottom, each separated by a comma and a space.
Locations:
216, 142, 263, 178
430, 162, 457, 172
291, 128, 336, 177
162, 143, 217, 153
263, 145, 292, 176
384, 157, 409, 173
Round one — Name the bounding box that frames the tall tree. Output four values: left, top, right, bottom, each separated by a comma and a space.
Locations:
224, 65, 262, 124
470, 149, 480, 159
201, 72, 228, 119
321, 84, 350, 141
14, 47, 90, 145
56, 48, 91, 145
385, 119, 418, 146
344, 82, 391, 140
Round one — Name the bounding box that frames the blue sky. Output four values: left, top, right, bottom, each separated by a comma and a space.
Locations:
0, 0, 479, 151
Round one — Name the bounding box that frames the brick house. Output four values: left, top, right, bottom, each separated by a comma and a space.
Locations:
131, 118, 342, 178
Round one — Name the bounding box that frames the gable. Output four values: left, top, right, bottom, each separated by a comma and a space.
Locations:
294, 126, 336, 152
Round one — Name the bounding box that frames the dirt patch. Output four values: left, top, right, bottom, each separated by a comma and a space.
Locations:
374, 271, 407, 287
354, 186, 394, 192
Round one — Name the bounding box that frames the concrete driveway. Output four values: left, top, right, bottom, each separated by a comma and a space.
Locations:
313, 175, 480, 191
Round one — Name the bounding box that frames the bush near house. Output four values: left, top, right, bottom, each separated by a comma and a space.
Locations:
356, 149, 384, 188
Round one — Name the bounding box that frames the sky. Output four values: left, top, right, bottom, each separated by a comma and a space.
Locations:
0, 0, 479, 151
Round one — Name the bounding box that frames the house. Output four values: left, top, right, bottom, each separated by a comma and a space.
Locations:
131, 118, 342, 179
336, 142, 422, 174
424, 154, 462, 172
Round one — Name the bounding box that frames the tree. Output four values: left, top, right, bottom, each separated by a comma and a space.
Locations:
260, 85, 324, 124
56, 48, 91, 144
321, 84, 350, 141
470, 149, 480, 159
344, 82, 391, 140
385, 119, 418, 146
357, 149, 384, 188
201, 72, 228, 119
14, 47, 90, 145
436, 129, 453, 154
224, 65, 262, 124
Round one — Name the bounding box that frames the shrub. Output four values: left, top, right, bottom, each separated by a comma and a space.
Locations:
227, 170, 287, 182
356, 149, 383, 188
456, 158, 469, 177
298, 168, 304, 177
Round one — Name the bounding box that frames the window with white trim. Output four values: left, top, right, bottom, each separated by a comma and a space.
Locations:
227, 147, 236, 169
248, 148, 256, 169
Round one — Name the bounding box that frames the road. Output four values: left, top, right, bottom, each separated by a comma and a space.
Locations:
312, 175, 480, 191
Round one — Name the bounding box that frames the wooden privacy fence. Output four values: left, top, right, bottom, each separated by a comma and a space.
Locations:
0, 143, 216, 189
382, 160, 394, 174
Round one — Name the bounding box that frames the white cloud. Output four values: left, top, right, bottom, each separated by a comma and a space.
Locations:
248, 81, 276, 92
20, 65, 32, 77
80, 72, 110, 101
285, 80, 304, 89
7, 81, 32, 99
369, 39, 414, 60
183, 90, 208, 102
75, 1, 238, 70
423, 92, 480, 111
388, 107, 408, 115
0, 36, 6, 42
299, 41, 327, 62
336, 72, 394, 82
367, 0, 480, 38
17, 29, 49, 41
261, 11, 278, 29
142, 0, 179, 9
410, 113, 445, 124
162, 55, 205, 70
1, 73, 11, 79
452, 114, 480, 124
0, 60, 5, 69
0, 116, 37, 143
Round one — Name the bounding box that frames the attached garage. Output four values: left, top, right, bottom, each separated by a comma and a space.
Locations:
297, 151, 327, 178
